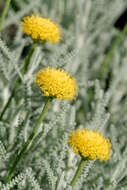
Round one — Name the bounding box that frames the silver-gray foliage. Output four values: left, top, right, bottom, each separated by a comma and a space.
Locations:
0, 0, 127, 189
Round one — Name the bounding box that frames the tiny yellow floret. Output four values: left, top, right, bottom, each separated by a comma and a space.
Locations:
35, 67, 78, 100
21, 14, 60, 43
68, 129, 112, 161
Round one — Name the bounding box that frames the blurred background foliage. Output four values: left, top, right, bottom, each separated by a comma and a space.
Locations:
0, 0, 127, 189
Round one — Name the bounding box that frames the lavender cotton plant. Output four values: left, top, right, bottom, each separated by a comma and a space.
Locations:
0, 0, 127, 189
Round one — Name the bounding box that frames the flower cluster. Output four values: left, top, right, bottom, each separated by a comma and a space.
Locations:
21, 14, 60, 43
68, 129, 112, 161
35, 67, 78, 100
21, 13, 112, 165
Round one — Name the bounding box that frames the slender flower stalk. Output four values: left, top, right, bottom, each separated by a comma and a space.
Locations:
0, 42, 38, 120
22, 41, 39, 75
24, 130, 44, 157
71, 158, 87, 187
23, 67, 78, 156
0, 0, 11, 32
5, 97, 52, 184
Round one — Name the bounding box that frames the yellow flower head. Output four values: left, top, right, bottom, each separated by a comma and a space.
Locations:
35, 67, 78, 100
68, 129, 112, 161
21, 14, 60, 43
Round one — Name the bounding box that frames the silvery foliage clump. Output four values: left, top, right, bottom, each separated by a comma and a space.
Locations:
0, 0, 127, 189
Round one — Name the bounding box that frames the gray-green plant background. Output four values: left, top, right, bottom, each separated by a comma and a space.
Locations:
0, 0, 127, 189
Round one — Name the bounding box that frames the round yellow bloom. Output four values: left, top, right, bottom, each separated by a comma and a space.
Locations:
68, 129, 112, 161
35, 67, 78, 100
21, 14, 60, 43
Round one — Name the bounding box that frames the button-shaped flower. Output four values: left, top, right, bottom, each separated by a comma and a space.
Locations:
35, 67, 78, 100
21, 14, 60, 43
68, 129, 112, 161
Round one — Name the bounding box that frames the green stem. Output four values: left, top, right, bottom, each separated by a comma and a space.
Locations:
98, 23, 127, 79
0, 0, 11, 32
71, 158, 87, 187
24, 130, 44, 156
5, 97, 52, 184
0, 42, 38, 120
22, 42, 39, 75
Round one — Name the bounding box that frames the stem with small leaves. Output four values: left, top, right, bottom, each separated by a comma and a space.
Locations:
0, 42, 38, 120
5, 97, 53, 184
